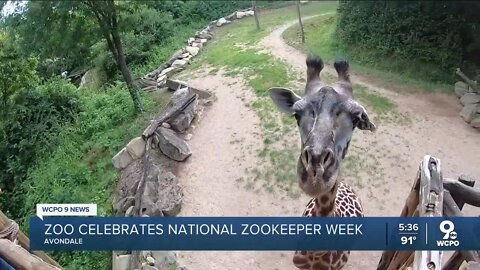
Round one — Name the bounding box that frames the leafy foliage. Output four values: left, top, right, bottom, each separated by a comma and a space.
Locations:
336, 1, 480, 82
0, 78, 80, 216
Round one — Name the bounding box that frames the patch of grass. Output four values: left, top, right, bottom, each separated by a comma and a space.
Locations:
283, 14, 452, 93
20, 85, 171, 269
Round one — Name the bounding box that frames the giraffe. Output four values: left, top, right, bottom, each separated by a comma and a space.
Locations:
269, 55, 376, 270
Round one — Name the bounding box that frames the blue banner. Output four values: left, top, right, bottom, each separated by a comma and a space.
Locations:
29, 217, 480, 251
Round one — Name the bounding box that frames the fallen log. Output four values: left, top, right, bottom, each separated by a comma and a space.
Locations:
456, 68, 479, 93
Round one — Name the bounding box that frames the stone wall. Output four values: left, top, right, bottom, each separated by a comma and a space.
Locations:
455, 81, 480, 129
110, 7, 256, 270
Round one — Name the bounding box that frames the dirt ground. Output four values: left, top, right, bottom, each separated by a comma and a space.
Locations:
176, 19, 480, 270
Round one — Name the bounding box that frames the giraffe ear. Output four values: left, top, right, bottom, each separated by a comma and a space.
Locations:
345, 100, 376, 132
269, 87, 302, 114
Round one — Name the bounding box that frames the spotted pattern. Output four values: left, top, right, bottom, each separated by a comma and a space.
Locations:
293, 181, 363, 270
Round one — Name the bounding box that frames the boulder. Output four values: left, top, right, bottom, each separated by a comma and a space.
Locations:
187, 37, 195, 44
236, 11, 246, 19
196, 32, 213, 40
126, 137, 146, 159
216, 17, 231, 27
166, 79, 211, 99
178, 52, 190, 59
166, 87, 198, 132
460, 104, 479, 123
186, 46, 199, 57
159, 67, 179, 77
156, 75, 166, 83
112, 253, 131, 270
112, 148, 133, 170
200, 38, 207, 44
167, 79, 188, 91
171, 59, 187, 68
141, 266, 158, 270
245, 10, 254, 16
455, 81, 469, 98
460, 93, 480, 105
157, 127, 192, 161
191, 42, 203, 49
471, 116, 480, 128
152, 251, 177, 268
156, 172, 183, 216
225, 12, 237, 21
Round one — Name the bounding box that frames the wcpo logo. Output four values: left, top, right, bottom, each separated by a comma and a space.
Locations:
437, 220, 459, 247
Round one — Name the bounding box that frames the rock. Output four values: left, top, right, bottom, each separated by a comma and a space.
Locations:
196, 32, 213, 40
225, 12, 237, 21
125, 205, 135, 217
191, 42, 203, 49
245, 10, 254, 16
112, 148, 133, 170
177, 267, 187, 270
200, 38, 207, 44
169, 95, 199, 133
171, 59, 187, 68
166, 79, 188, 91
162, 122, 171, 128
126, 137, 146, 159
146, 256, 155, 266
112, 253, 131, 270
178, 52, 190, 59
156, 75, 166, 83
141, 266, 158, 270
455, 81, 469, 98
184, 133, 193, 141
185, 46, 199, 57
236, 11, 246, 19
166, 79, 211, 99
460, 93, 480, 105
216, 17, 231, 27
159, 67, 178, 77
156, 171, 183, 216
157, 127, 192, 161
460, 104, 479, 123
114, 195, 135, 215
203, 99, 213, 106
187, 37, 195, 44
471, 116, 480, 128
152, 251, 177, 268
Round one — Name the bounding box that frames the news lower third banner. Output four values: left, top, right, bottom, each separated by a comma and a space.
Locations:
30, 217, 480, 251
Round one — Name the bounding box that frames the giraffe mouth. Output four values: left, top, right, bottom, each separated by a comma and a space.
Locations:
297, 156, 339, 197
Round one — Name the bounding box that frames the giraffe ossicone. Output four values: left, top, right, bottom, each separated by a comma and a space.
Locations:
269, 55, 376, 270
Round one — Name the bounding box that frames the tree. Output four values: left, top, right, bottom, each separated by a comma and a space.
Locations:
296, 0, 305, 43
0, 33, 39, 115
84, 0, 143, 113
252, 0, 260, 30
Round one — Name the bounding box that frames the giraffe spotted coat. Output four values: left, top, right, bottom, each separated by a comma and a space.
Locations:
292, 181, 364, 270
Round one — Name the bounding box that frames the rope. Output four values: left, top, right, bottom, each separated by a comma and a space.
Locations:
0, 219, 19, 242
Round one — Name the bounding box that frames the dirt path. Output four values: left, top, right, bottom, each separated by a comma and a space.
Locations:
176, 18, 480, 270
176, 70, 308, 270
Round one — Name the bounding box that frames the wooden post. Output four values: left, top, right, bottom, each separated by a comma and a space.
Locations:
0, 239, 60, 270
413, 155, 443, 270
377, 170, 420, 270
296, 0, 305, 43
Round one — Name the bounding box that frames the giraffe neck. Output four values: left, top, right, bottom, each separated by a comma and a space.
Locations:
313, 181, 339, 217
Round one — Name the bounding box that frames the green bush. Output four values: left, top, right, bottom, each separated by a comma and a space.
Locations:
336, 1, 480, 83
0, 78, 80, 216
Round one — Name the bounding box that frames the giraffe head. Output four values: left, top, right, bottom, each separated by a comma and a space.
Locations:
269, 55, 376, 197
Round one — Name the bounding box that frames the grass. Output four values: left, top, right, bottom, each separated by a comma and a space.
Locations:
282, 14, 452, 93
18, 85, 171, 269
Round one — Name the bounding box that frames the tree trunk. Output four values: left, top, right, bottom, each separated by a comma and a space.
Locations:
296, 0, 305, 43
111, 29, 143, 113
252, 0, 260, 30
